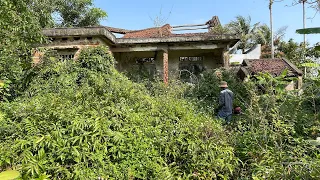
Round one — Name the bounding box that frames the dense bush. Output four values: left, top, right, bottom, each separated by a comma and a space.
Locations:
188, 68, 250, 117
227, 74, 320, 179
186, 69, 320, 179
0, 46, 238, 179
1, 46, 320, 179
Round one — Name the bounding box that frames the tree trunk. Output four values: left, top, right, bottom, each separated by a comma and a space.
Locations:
303, 0, 306, 45
270, 0, 274, 59
302, 0, 307, 74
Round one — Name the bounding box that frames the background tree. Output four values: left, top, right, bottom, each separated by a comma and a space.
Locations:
28, 0, 107, 28
254, 24, 287, 58
55, 0, 107, 27
0, 0, 108, 101
28, 0, 58, 28
0, 0, 44, 100
226, 16, 260, 54
277, 39, 320, 65
210, 24, 231, 34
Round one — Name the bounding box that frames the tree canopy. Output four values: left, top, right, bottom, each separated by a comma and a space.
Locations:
28, 0, 107, 28
0, 0, 45, 100
54, 0, 107, 27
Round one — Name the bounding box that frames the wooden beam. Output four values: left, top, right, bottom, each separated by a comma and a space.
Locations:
172, 27, 208, 31
171, 24, 206, 28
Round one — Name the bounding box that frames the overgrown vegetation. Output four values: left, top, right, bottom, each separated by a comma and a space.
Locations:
190, 69, 320, 179
1, 46, 320, 179
1, 0, 320, 179
0, 47, 238, 179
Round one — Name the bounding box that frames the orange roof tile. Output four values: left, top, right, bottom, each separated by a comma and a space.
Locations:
123, 24, 172, 38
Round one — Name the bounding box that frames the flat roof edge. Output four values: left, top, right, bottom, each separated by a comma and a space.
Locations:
42, 27, 240, 46
116, 35, 240, 44
42, 27, 116, 44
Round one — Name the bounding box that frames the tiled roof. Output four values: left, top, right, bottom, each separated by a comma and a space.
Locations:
123, 24, 172, 38
242, 58, 303, 76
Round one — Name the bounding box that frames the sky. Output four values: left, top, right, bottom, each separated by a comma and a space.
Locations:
94, 0, 319, 45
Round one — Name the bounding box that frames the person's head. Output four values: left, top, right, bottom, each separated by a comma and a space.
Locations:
219, 81, 228, 89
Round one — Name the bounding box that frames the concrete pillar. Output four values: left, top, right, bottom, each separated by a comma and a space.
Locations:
162, 49, 169, 84
222, 49, 230, 68
297, 76, 303, 89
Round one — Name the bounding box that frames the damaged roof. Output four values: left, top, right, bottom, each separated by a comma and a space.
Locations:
121, 24, 229, 39
122, 24, 172, 38
241, 58, 303, 77
105, 26, 133, 34
41, 16, 240, 46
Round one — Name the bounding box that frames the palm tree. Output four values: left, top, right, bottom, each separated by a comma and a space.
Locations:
254, 24, 287, 58
226, 16, 260, 54
254, 25, 287, 45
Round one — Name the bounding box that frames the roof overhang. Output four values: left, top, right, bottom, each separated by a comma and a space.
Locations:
42, 27, 117, 45
42, 28, 240, 48
116, 34, 240, 47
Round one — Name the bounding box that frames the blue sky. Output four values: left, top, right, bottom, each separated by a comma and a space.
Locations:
95, 0, 319, 45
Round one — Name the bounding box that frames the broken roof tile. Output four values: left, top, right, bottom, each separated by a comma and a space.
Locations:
122, 24, 172, 38
242, 58, 303, 77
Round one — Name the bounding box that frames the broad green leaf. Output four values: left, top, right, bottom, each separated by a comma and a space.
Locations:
300, 63, 320, 68
0, 170, 20, 180
307, 140, 320, 146
296, 27, 320, 34
315, 45, 320, 51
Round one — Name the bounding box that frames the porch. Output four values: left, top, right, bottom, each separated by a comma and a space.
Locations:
112, 43, 230, 83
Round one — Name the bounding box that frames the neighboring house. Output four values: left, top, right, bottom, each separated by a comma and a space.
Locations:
33, 16, 240, 83
237, 58, 303, 90
229, 44, 261, 65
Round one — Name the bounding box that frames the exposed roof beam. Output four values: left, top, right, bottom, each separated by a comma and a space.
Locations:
105, 26, 133, 34
171, 24, 207, 28
172, 27, 209, 31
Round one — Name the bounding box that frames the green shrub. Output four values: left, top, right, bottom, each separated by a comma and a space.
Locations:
189, 68, 250, 116
0, 46, 238, 179
230, 75, 320, 179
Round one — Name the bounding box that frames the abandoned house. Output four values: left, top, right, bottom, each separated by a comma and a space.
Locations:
34, 16, 240, 83
34, 16, 303, 88
237, 58, 303, 90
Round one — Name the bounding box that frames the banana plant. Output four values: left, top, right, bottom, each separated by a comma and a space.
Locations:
296, 27, 320, 50
296, 27, 320, 76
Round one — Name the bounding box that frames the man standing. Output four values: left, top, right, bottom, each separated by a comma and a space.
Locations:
217, 81, 234, 123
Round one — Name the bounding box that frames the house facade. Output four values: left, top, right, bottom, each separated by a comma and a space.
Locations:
34, 17, 240, 83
